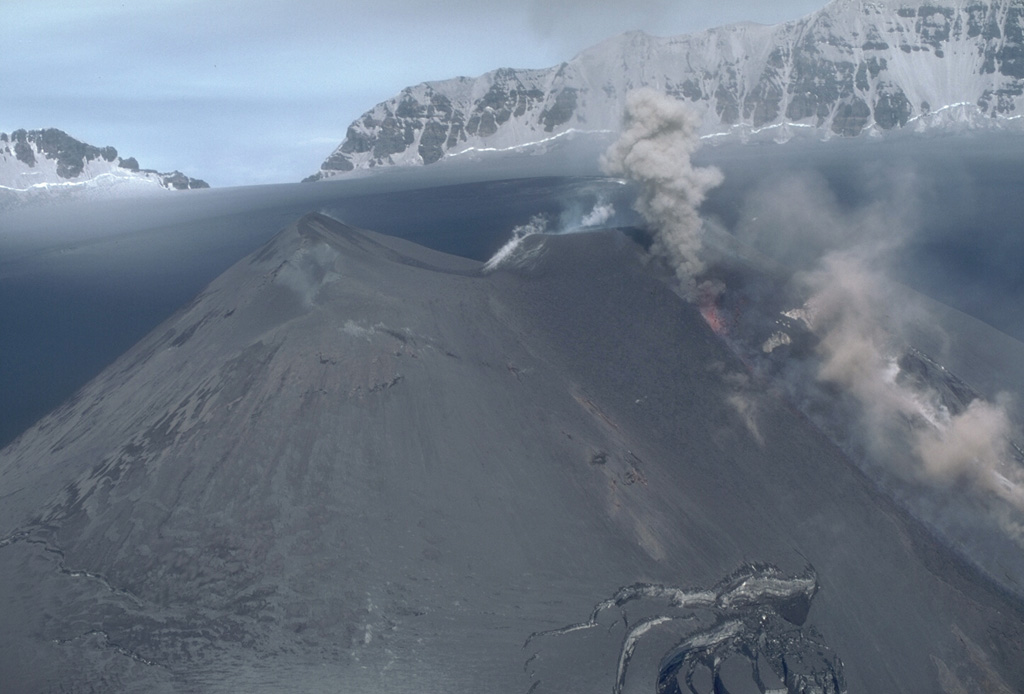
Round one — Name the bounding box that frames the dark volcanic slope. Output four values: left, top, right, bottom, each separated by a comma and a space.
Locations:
1, 214, 1021, 693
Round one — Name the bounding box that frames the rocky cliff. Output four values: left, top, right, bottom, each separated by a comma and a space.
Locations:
0, 128, 209, 191
307, 0, 1024, 180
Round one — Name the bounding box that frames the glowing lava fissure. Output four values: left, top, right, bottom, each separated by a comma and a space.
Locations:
698, 300, 727, 337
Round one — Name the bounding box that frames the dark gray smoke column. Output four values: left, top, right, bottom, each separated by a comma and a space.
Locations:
601, 88, 723, 295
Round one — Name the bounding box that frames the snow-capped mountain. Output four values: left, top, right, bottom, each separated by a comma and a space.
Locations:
307, 0, 1024, 180
0, 128, 209, 192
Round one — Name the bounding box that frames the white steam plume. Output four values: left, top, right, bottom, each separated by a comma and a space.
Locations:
579, 200, 615, 228
601, 88, 723, 295
485, 196, 617, 272
483, 215, 548, 272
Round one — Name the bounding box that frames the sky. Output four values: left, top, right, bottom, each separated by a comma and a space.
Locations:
2, 0, 826, 187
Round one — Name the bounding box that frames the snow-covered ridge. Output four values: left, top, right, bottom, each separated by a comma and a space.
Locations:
0, 128, 208, 192
307, 0, 1024, 180
0, 173, 179, 211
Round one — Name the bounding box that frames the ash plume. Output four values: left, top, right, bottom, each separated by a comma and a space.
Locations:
708, 164, 1024, 570
787, 205, 1024, 519
914, 398, 1015, 492
601, 88, 723, 295
599, 91, 1024, 529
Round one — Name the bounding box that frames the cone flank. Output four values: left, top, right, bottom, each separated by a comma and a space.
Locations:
1, 215, 1022, 692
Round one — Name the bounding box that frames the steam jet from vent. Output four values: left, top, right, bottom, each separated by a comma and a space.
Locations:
0, 213, 1021, 692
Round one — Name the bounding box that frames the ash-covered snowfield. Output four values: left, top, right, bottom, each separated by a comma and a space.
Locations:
2, 126, 1024, 691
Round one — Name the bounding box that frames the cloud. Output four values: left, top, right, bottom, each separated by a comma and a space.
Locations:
521, 0, 828, 56
524, 0, 676, 46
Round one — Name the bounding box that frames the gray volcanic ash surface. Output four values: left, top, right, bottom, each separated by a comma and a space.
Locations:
0, 214, 1022, 692
0, 176, 635, 449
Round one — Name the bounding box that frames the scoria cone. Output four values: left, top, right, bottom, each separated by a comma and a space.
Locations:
0, 213, 1022, 692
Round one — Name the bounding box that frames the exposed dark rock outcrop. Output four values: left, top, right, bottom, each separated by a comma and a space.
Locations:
307, 0, 1024, 180
0, 128, 209, 190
